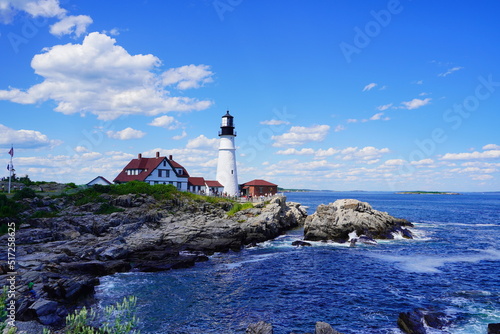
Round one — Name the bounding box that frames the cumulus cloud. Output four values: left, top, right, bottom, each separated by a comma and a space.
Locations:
438, 66, 464, 77
149, 115, 180, 129
0, 124, 61, 149
483, 144, 500, 151
0, 33, 213, 120
400, 98, 432, 110
362, 83, 377, 92
162, 64, 214, 90
272, 125, 330, 147
186, 135, 219, 149
441, 149, 500, 160
334, 125, 346, 132
0, 0, 66, 23
0, 0, 92, 37
106, 127, 146, 140
49, 14, 93, 37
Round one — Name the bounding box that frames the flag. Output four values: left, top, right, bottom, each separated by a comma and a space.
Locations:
7, 164, 10, 171
8, 147, 14, 157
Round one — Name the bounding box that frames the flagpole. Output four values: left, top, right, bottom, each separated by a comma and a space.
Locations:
8, 145, 13, 194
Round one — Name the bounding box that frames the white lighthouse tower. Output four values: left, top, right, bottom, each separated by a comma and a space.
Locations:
216, 110, 239, 196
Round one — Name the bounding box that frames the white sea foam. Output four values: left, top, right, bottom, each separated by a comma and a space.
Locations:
223, 253, 278, 269
368, 248, 500, 273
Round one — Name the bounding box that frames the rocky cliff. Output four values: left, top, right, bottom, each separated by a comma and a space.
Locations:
303, 199, 413, 242
0, 191, 306, 328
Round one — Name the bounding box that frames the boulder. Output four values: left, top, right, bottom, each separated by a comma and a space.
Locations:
397, 308, 449, 334
246, 321, 273, 334
489, 323, 500, 334
315, 321, 344, 334
304, 199, 413, 242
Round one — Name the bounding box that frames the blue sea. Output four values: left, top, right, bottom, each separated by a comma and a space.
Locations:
96, 192, 500, 333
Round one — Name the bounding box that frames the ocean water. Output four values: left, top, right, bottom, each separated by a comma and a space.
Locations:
96, 192, 500, 334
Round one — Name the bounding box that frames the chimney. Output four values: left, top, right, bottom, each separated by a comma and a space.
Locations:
156, 151, 160, 159
169, 155, 173, 160
138, 153, 142, 159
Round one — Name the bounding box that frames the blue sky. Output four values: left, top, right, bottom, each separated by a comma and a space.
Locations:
1, 0, 499, 191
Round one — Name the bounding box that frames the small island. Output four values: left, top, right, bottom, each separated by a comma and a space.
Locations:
396, 191, 461, 195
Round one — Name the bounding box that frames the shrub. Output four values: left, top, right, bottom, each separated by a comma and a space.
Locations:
43, 295, 140, 334
0, 194, 23, 219
227, 202, 254, 216
12, 187, 37, 200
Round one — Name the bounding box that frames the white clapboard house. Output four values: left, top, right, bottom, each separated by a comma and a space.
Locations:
114, 152, 189, 191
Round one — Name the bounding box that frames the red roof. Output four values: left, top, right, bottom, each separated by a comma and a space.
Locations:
188, 177, 206, 186
113, 154, 189, 183
242, 179, 278, 187
205, 180, 223, 187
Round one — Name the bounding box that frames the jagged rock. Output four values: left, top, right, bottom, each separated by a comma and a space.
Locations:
1, 192, 306, 329
489, 323, 500, 334
246, 321, 273, 334
292, 240, 312, 247
304, 199, 413, 242
315, 321, 344, 334
397, 308, 449, 334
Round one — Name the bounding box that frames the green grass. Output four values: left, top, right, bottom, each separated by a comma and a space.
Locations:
227, 202, 254, 216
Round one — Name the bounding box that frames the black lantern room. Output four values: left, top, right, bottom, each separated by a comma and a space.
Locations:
219, 110, 236, 136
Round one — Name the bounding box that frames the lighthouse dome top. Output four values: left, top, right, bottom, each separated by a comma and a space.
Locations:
219, 110, 236, 136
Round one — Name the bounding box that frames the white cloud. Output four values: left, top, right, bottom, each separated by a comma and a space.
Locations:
106, 127, 146, 140
276, 148, 315, 155
0, 124, 61, 149
316, 148, 339, 157
272, 125, 330, 147
341, 146, 390, 161
74, 146, 89, 153
483, 144, 500, 151
346, 119, 358, 123
400, 98, 432, 110
411, 159, 434, 166
472, 175, 494, 181
172, 131, 187, 140
438, 66, 464, 77
260, 119, 290, 126
186, 135, 219, 149
362, 83, 377, 92
149, 115, 180, 129
0, 32, 213, 120
414, 80, 423, 85
377, 103, 393, 111
50, 14, 93, 37
385, 159, 406, 166
369, 112, 390, 121
0, 1, 92, 37
441, 149, 500, 160
162, 64, 214, 90
0, 0, 66, 23
334, 125, 346, 132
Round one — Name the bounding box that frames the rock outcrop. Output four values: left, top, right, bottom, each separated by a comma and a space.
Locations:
0, 193, 306, 328
397, 308, 450, 334
303, 199, 413, 242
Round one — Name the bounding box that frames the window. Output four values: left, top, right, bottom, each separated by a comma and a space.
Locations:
231, 170, 233, 174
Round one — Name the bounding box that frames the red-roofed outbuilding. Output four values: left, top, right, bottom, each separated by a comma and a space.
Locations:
241, 179, 278, 197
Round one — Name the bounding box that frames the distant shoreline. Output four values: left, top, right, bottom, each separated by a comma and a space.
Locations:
396, 191, 461, 195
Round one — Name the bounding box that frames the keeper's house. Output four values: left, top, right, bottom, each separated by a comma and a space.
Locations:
114, 152, 189, 191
